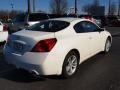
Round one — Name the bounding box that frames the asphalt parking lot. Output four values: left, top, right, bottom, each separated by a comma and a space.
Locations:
0, 27, 120, 90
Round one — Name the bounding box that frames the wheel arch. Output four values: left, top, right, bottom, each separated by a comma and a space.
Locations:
102, 35, 112, 53
107, 36, 112, 43
61, 49, 80, 78
63, 49, 80, 65
70, 49, 80, 62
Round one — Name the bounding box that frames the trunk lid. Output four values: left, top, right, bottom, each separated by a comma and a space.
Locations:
8, 30, 55, 54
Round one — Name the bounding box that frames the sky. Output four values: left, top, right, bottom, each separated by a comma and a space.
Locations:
0, 0, 119, 14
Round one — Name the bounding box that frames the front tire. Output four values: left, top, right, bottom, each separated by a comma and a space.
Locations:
62, 51, 79, 78
104, 38, 111, 53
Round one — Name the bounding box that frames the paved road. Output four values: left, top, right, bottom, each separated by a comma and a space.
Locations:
0, 27, 120, 90
106, 27, 120, 36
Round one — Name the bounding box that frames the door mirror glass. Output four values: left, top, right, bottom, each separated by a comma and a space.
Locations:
100, 28, 105, 31
96, 28, 105, 32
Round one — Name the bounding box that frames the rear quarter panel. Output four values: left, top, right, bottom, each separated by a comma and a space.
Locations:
53, 25, 91, 67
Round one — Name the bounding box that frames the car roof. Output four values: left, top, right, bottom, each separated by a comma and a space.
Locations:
48, 18, 83, 22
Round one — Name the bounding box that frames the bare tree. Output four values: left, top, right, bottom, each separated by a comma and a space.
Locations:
109, 1, 117, 15
0, 10, 24, 22
93, 0, 100, 7
50, 0, 68, 14
82, 4, 91, 14
82, 0, 100, 15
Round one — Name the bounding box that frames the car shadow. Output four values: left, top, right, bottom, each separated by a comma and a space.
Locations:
0, 51, 46, 83
48, 52, 109, 80
0, 41, 6, 46
0, 51, 113, 83
0, 69, 46, 83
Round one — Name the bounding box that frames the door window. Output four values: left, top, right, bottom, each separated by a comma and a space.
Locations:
74, 21, 99, 33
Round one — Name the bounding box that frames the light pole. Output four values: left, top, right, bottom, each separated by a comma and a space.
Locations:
10, 2, 14, 12
10, 2, 14, 19
33, 0, 35, 12
118, 0, 120, 16
28, 0, 31, 15
108, 0, 111, 15
75, 0, 77, 15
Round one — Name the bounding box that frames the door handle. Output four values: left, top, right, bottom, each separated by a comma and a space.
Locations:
89, 37, 92, 39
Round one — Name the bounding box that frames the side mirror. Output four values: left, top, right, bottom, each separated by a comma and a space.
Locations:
96, 28, 105, 32
101, 28, 105, 31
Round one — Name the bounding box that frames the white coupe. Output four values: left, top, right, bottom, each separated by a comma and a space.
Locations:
0, 21, 8, 43
4, 18, 112, 78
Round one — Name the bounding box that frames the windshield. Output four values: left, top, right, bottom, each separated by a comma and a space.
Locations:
27, 20, 70, 32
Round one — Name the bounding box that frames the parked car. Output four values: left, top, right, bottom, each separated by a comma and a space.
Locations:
106, 15, 120, 27
79, 15, 102, 27
4, 18, 112, 78
0, 21, 8, 43
93, 16, 108, 27
7, 12, 50, 34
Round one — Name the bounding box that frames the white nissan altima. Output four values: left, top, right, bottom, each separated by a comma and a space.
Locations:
4, 18, 112, 78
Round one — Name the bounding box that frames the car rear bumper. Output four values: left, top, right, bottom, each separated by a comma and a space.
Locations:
4, 46, 63, 76
0, 31, 8, 42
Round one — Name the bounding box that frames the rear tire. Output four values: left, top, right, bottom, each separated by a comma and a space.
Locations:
62, 51, 79, 78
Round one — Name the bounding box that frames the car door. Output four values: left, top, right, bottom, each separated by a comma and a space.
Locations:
81, 21, 103, 54
73, 21, 94, 62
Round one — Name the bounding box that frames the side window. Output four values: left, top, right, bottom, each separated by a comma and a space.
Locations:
74, 21, 99, 33
74, 22, 84, 33
83, 22, 99, 32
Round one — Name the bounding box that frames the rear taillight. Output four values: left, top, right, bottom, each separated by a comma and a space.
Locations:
31, 38, 57, 52
3, 24, 8, 31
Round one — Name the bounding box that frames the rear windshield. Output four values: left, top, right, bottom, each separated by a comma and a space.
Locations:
28, 13, 49, 21
27, 20, 70, 32
12, 14, 26, 22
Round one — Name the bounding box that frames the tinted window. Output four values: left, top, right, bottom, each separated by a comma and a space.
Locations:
74, 22, 84, 33
29, 13, 49, 21
27, 20, 70, 32
74, 21, 99, 33
12, 14, 26, 22
83, 22, 99, 32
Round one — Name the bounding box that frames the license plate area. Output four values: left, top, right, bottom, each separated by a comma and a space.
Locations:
13, 40, 26, 53
14, 42, 24, 52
